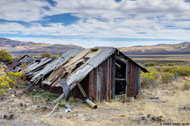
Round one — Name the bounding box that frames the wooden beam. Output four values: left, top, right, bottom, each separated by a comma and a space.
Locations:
112, 56, 116, 99
77, 82, 87, 98
115, 78, 126, 81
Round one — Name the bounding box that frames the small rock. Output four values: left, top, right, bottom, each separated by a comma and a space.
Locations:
3, 114, 14, 120
151, 116, 156, 121
150, 96, 159, 100
20, 103, 23, 107
119, 114, 125, 118
147, 114, 151, 118
141, 116, 146, 120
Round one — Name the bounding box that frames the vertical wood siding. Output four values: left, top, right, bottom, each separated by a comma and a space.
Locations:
80, 54, 141, 101
87, 56, 113, 101
127, 61, 140, 97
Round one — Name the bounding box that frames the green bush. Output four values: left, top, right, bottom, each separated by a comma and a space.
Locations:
161, 73, 174, 83
167, 63, 175, 66
173, 72, 179, 79
184, 81, 190, 90
0, 49, 13, 63
162, 67, 190, 77
144, 62, 156, 67
141, 68, 159, 88
0, 72, 22, 93
173, 67, 190, 76
41, 51, 51, 58
162, 67, 175, 73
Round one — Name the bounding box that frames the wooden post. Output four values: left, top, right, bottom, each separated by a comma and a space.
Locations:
77, 82, 87, 98
112, 56, 116, 99
125, 60, 128, 97
137, 68, 141, 95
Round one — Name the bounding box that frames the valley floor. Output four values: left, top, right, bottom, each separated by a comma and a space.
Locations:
0, 77, 190, 126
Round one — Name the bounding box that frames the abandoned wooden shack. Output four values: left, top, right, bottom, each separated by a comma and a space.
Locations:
27, 47, 148, 102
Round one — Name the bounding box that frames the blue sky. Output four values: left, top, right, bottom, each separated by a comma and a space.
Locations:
0, 0, 190, 48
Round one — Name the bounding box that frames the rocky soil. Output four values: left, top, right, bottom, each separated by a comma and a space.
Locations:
0, 78, 190, 126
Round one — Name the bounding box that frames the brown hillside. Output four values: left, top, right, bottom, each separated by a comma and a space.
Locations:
0, 38, 83, 55
119, 42, 190, 54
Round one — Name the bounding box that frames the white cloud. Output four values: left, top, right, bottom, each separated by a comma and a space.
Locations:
0, 0, 190, 47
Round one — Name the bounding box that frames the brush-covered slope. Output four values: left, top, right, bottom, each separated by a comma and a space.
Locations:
119, 42, 190, 55
0, 38, 83, 55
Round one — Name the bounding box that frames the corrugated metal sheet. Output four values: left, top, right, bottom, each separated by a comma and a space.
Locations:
19, 55, 38, 65
31, 49, 82, 83
42, 48, 100, 86
67, 48, 116, 90
26, 58, 54, 78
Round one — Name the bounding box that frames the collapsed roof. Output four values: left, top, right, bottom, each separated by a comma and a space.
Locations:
26, 48, 148, 93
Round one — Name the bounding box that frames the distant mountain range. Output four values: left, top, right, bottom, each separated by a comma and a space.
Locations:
119, 42, 190, 55
0, 38, 83, 55
0, 37, 190, 55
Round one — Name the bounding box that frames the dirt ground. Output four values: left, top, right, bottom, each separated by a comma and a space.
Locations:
0, 77, 190, 126
0, 62, 7, 77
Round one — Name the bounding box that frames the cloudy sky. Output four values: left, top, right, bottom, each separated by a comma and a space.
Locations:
0, 0, 190, 48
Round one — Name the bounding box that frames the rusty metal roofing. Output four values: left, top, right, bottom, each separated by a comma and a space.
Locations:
31, 49, 83, 83
40, 47, 148, 90
66, 48, 116, 89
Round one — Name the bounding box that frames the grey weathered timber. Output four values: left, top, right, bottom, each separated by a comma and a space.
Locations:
116, 51, 148, 73
112, 56, 116, 99
27, 58, 53, 73
19, 56, 38, 65
68, 48, 116, 90
53, 93, 65, 104
137, 68, 141, 95
30, 49, 82, 83
77, 82, 87, 98
125, 60, 128, 96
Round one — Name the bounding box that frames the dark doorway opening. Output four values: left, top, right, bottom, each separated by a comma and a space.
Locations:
115, 59, 126, 95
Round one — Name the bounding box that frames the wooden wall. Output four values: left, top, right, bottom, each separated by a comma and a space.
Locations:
82, 56, 114, 101
80, 54, 141, 101
127, 60, 141, 97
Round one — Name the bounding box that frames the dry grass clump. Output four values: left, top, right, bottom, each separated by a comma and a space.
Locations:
144, 62, 156, 67
161, 73, 174, 83
141, 67, 159, 88
183, 81, 190, 90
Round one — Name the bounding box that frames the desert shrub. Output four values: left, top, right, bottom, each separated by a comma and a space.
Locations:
184, 81, 190, 90
41, 51, 51, 58
141, 68, 159, 88
0, 76, 9, 93
0, 49, 13, 63
162, 67, 176, 73
51, 54, 60, 58
159, 64, 164, 66
173, 72, 179, 79
161, 73, 174, 83
0, 72, 22, 93
167, 63, 175, 66
162, 67, 190, 77
173, 67, 190, 76
144, 62, 156, 67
